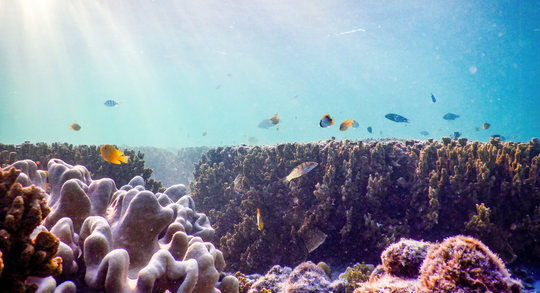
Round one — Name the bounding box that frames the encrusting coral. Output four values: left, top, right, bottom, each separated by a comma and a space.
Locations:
0, 166, 62, 293
189, 138, 540, 274
2, 158, 239, 293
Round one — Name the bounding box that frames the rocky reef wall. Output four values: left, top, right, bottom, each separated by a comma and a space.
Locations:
189, 138, 540, 274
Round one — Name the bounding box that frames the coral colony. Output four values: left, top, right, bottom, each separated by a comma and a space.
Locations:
1, 137, 539, 292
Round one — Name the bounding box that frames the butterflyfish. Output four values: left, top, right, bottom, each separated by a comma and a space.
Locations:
100, 144, 130, 164
270, 114, 280, 125
257, 208, 263, 230
385, 113, 410, 123
340, 119, 354, 131
104, 100, 121, 107
367, 126, 372, 134
281, 162, 318, 184
483, 123, 491, 130
351, 119, 359, 129
69, 123, 81, 131
319, 115, 334, 128
443, 113, 460, 120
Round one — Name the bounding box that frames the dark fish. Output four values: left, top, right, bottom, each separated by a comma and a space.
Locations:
451, 132, 462, 140
443, 113, 460, 120
367, 126, 372, 133
282, 162, 318, 184
270, 114, 280, 125
258, 119, 275, 129
431, 93, 436, 103
483, 123, 490, 130
319, 115, 334, 128
491, 134, 506, 141
104, 100, 121, 107
69, 123, 81, 131
385, 113, 409, 123
420, 131, 429, 136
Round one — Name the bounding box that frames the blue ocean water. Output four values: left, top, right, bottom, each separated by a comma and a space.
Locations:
1, 0, 539, 149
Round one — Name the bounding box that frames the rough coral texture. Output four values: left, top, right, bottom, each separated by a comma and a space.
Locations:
381, 239, 431, 278
249, 261, 344, 293
0, 142, 153, 188
189, 138, 540, 273
338, 263, 375, 293
354, 235, 522, 293
0, 167, 62, 293
417, 235, 522, 293
8, 158, 238, 293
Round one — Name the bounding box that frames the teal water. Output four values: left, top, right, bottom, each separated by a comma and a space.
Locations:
1, 0, 539, 148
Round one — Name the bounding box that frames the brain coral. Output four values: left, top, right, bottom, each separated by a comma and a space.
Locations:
0, 166, 62, 293
4, 158, 238, 293
189, 138, 540, 274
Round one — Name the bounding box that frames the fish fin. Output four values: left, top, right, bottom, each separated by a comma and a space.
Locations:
110, 158, 121, 164
280, 177, 290, 185
119, 156, 130, 164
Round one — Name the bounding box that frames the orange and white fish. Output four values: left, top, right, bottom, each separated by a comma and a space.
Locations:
340, 119, 353, 131
257, 208, 263, 230
281, 162, 318, 184
100, 144, 129, 164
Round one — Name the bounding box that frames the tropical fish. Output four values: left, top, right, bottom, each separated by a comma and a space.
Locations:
69, 123, 81, 131
340, 119, 354, 131
270, 114, 280, 125
420, 131, 429, 136
215, 84, 222, 90
258, 119, 275, 129
282, 162, 318, 184
233, 174, 246, 193
475, 127, 480, 132
367, 126, 372, 134
276, 125, 280, 131
451, 132, 462, 140
247, 136, 258, 144
319, 115, 334, 128
100, 145, 129, 164
104, 100, 121, 107
351, 120, 359, 129
491, 134, 506, 141
431, 93, 436, 103
227, 73, 233, 77
257, 208, 263, 230
385, 113, 409, 123
483, 123, 491, 130
443, 113, 460, 120
203, 131, 208, 136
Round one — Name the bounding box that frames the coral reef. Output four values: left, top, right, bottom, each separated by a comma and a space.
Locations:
0, 167, 62, 293
189, 138, 540, 274
339, 263, 375, 293
248, 261, 344, 293
3, 158, 238, 293
354, 236, 522, 293
0, 142, 153, 188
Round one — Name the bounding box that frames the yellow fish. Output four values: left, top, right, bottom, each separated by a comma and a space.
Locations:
270, 114, 280, 125
340, 120, 353, 131
100, 144, 129, 164
69, 123, 81, 131
281, 162, 318, 184
257, 208, 263, 230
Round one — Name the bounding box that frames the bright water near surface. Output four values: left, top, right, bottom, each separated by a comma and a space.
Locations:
1, 0, 539, 149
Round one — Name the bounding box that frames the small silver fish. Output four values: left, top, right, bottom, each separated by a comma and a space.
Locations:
282, 162, 318, 184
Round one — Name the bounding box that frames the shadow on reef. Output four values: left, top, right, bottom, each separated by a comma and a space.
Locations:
0, 142, 156, 190
189, 137, 540, 274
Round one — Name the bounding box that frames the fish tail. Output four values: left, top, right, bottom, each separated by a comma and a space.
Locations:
280, 177, 290, 185
119, 155, 130, 164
